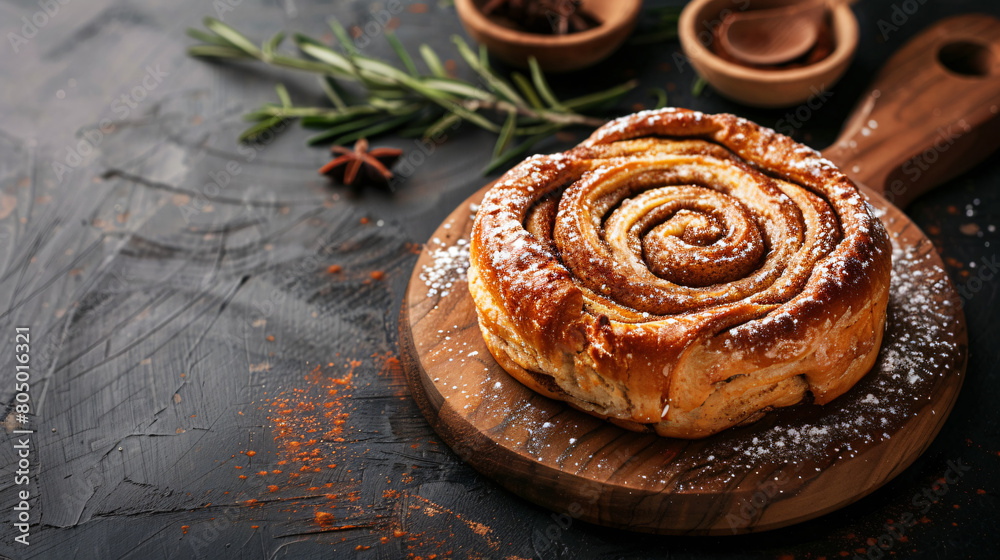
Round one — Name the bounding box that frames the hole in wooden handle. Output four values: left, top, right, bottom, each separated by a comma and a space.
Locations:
937, 40, 995, 77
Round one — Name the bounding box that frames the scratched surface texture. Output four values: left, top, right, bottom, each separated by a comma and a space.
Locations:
0, 0, 997, 559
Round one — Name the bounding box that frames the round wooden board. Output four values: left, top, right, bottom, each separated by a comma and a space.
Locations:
399, 182, 967, 536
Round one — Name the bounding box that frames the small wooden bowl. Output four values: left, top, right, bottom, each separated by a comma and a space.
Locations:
455, 0, 642, 72
679, 0, 859, 107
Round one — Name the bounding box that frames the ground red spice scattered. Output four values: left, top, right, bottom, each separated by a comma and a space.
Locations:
370, 270, 385, 281
374, 352, 401, 376
266, 335, 275, 342
246, 450, 256, 457
360, 217, 369, 224
181, 525, 189, 535
242, 361, 361, 529
327, 264, 342, 274
315, 511, 335, 526
238, 475, 247, 480
251, 525, 259, 529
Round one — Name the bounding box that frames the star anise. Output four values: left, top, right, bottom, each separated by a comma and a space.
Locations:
318, 138, 403, 187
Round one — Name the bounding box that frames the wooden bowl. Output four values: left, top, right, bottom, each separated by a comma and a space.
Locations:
455, 0, 642, 72
678, 0, 859, 107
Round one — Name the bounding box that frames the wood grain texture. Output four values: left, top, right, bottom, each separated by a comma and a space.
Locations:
401, 17, 1000, 531
822, 14, 1000, 207
400, 180, 966, 535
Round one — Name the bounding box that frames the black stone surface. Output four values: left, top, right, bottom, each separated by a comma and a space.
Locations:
0, 1, 997, 559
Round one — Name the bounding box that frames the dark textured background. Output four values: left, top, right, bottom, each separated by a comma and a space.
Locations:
0, 0, 997, 558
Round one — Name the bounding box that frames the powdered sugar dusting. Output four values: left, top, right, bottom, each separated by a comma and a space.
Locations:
699, 231, 961, 467
420, 237, 470, 298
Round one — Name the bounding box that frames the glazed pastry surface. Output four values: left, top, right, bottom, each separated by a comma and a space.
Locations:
469, 108, 891, 438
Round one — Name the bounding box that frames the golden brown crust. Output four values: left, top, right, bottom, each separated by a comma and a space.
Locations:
468, 109, 891, 439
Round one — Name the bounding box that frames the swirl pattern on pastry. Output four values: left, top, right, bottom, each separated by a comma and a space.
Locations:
468, 109, 891, 438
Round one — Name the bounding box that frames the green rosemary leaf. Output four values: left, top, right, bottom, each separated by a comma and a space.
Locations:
352, 56, 412, 88
649, 87, 668, 110
493, 109, 517, 159
451, 36, 524, 105
294, 34, 355, 76
423, 112, 462, 140
203, 17, 261, 56
422, 77, 493, 101
328, 19, 359, 56
306, 113, 392, 145
319, 76, 348, 110
300, 106, 382, 127
385, 32, 419, 77
438, 99, 499, 132
692, 76, 708, 97
186, 28, 231, 47
239, 116, 287, 142
419, 44, 447, 78
186, 45, 252, 59
329, 113, 415, 145
242, 109, 279, 122
478, 44, 490, 72
562, 79, 638, 111
263, 31, 286, 58
511, 73, 544, 110
528, 57, 565, 112
275, 84, 292, 108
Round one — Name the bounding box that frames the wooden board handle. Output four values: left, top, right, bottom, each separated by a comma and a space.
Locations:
821, 14, 1000, 208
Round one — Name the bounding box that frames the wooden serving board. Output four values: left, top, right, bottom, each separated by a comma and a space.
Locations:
399, 15, 999, 535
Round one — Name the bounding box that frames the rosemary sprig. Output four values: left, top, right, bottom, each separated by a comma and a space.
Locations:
186, 17, 637, 173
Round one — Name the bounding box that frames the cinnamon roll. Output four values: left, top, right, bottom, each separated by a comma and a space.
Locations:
468, 109, 891, 439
